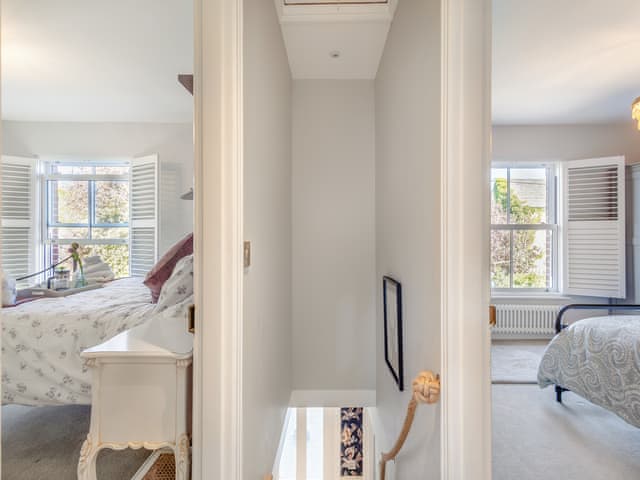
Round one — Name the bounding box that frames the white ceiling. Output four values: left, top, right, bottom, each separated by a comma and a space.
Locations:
276, 1, 396, 80
493, 0, 640, 125
10, 1, 635, 124
1, 0, 193, 123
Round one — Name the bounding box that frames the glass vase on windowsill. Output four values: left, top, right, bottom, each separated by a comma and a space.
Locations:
69, 242, 87, 288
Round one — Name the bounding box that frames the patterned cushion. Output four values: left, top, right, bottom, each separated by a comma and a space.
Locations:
143, 233, 193, 303
155, 254, 194, 312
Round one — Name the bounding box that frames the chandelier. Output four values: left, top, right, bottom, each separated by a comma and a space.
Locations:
633, 96, 640, 130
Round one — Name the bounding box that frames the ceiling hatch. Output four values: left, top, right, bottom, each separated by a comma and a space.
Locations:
284, 1, 388, 4
275, 0, 397, 80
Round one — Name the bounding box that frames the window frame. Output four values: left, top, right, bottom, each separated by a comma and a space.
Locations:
490, 163, 559, 294
42, 160, 131, 272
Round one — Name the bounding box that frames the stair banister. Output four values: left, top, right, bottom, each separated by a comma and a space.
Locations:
379, 371, 441, 480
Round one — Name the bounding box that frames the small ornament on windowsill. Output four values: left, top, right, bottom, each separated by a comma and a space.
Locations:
52, 267, 71, 290
69, 242, 87, 288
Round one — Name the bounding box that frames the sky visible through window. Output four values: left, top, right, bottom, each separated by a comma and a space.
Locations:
279, 410, 297, 480
278, 408, 324, 480
307, 408, 323, 480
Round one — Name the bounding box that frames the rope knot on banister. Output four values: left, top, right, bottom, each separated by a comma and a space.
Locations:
413, 370, 441, 405
379, 370, 441, 480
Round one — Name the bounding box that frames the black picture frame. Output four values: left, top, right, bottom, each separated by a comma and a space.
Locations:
383, 276, 404, 391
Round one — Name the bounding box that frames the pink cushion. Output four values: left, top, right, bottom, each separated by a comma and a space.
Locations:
144, 233, 193, 303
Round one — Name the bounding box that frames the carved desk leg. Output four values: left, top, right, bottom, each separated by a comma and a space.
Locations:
175, 433, 191, 480
175, 359, 192, 480
77, 434, 99, 480
79, 359, 101, 480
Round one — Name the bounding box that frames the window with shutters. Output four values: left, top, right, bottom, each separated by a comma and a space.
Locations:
490, 165, 558, 292
562, 156, 626, 298
43, 157, 159, 279
490, 157, 626, 298
129, 155, 159, 277
3, 156, 159, 284
1, 156, 40, 286
44, 162, 131, 278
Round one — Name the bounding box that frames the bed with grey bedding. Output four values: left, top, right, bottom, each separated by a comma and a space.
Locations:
538, 310, 640, 428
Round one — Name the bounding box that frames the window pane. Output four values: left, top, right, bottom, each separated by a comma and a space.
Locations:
491, 168, 508, 224
92, 227, 129, 240
53, 243, 129, 279
49, 227, 89, 240
49, 244, 75, 271
491, 229, 511, 288
50, 180, 89, 224
95, 165, 129, 175
51, 165, 94, 175
95, 181, 129, 224
49, 244, 96, 272
278, 409, 297, 480
513, 229, 552, 289
307, 408, 323, 480
88, 244, 129, 278
509, 168, 547, 224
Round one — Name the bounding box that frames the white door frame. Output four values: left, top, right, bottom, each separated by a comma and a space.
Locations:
192, 0, 244, 479
440, 0, 492, 479
194, 0, 492, 479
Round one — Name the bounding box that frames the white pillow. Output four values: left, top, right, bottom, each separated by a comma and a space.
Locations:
155, 254, 194, 312
2, 270, 17, 306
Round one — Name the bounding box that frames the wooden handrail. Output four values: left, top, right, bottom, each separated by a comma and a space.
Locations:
379, 371, 441, 480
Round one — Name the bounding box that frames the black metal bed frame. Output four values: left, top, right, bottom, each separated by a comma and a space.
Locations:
553, 304, 640, 403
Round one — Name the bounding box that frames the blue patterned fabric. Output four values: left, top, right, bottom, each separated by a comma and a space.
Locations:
538, 315, 640, 428
340, 407, 364, 476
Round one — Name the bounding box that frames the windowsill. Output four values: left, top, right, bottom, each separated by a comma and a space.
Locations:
491, 293, 572, 302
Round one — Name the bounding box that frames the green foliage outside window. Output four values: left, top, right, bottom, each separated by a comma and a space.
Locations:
491, 177, 546, 288
84, 244, 129, 278
95, 182, 129, 224
50, 176, 130, 279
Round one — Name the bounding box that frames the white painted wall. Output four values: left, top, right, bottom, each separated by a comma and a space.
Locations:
2, 120, 193, 255
492, 123, 640, 165
374, 0, 441, 478
291, 80, 376, 392
242, 1, 293, 479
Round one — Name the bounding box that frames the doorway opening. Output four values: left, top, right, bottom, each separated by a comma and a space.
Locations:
1, 1, 195, 478
491, 2, 640, 478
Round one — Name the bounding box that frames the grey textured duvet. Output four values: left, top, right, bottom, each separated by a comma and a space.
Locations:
538, 315, 640, 428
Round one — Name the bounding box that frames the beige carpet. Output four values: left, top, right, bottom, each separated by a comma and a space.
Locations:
493, 384, 640, 480
2, 404, 150, 480
491, 340, 548, 384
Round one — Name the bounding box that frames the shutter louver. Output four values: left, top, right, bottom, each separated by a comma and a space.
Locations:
563, 156, 626, 298
129, 155, 159, 277
1, 156, 37, 286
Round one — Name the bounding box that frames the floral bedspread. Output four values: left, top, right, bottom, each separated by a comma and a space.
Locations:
538, 315, 640, 428
2, 278, 156, 406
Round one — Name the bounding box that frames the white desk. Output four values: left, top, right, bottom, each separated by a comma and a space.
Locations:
78, 327, 192, 480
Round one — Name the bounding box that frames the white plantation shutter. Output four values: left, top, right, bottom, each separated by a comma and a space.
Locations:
1, 156, 38, 285
130, 154, 159, 277
563, 156, 626, 298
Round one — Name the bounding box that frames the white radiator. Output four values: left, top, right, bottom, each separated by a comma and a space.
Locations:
492, 304, 560, 339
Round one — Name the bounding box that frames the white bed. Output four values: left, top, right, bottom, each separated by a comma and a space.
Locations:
2, 277, 158, 406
